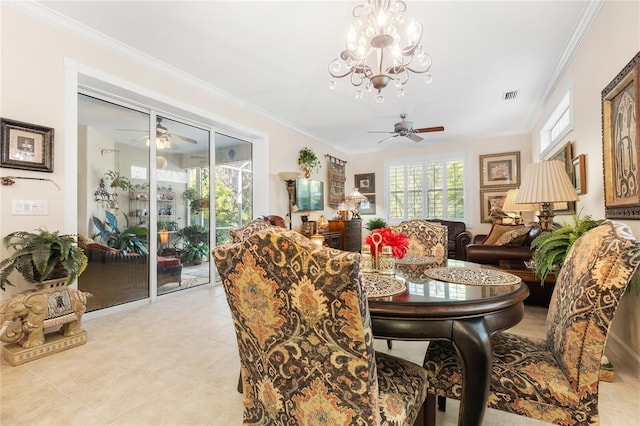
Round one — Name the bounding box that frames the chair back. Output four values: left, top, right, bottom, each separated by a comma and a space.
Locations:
229, 218, 277, 243
397, 220, 448, 264
546, 220, 640, 396
212, 229, 380, 424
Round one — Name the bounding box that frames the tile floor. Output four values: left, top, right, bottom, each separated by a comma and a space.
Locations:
1, 284, 639, 425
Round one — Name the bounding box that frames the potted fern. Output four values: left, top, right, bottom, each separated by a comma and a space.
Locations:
531, 212, 604, 284
0, 229, 88, 290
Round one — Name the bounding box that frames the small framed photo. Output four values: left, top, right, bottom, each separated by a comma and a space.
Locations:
359, 194, 376, 215
572, 154, 586, 195
479, 151, 520, 188
602, 51, 640, 218
1, 118, 54, 172
480, 189, 510, 223
354, 173, 375, 194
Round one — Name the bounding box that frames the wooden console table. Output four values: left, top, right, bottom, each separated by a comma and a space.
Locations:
498, 259, 556, 307
328, 219, 362, 252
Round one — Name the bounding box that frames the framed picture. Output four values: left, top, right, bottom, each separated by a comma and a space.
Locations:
545, 141, 575, 213
1, 118, 54, 172
354, 173, 375, 194
572, 154, 586, 195
480, 189, 509, 223
479, 151, 520, 187
359, 194, 376, 215
602, 51, 640, 218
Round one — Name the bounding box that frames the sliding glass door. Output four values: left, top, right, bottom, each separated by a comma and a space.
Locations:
77, 94, 236, 310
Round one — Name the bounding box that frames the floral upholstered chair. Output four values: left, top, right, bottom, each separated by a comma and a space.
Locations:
393, 220, 448, 281
228, 218, 279, 243
422, 220, 640, 425
213, 229, 429, 425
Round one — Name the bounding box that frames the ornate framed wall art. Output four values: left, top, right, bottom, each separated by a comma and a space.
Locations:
0, 118, 54, 172
602, 51, 640, 219
354, 173, 375, 194
480, 189, 510, 223
479, 151, 520, 188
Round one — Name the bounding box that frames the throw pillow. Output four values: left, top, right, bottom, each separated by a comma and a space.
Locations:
482, 223, 524, 245
494, 224, 533, 246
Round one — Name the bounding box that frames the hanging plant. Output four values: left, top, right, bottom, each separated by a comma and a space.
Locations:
298, 147, 321, 178
104, 170, 131, 192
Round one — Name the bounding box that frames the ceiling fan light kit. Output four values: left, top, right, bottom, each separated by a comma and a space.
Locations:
328, 0, 432, 103
369, 113, 444, 144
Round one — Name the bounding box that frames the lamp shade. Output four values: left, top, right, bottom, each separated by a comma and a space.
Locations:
279, 172, 301, 181
516, 161, 578, 204
502, 188, 535, 212
345, 188, 368, 203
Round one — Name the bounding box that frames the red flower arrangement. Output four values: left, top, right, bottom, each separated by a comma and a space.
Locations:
365, 227, 409, 259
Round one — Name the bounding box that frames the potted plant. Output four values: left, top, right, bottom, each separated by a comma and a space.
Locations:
181, 241, 209, 265
365, 217, 388, 231
104, 170, 131, 192
531, 212, 604, 283
178, 224, 208, 244
298, 147, 321, 178
0, 228, 88, 290
92, 211, 149, 255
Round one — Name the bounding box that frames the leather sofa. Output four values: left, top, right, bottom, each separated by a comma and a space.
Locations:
425, 219, 473, 260
466, 222, 542, 265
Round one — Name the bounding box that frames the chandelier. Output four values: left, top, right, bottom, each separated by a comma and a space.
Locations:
328, 0, 432, 104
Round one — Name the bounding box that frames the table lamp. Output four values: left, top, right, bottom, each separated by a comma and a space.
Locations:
345, 188, 368, 219
516, 160, 578, 231
278, 172, 301, 229
501, 188, 535, 224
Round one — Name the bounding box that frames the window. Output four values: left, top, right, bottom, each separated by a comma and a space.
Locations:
385, 153, 469, 223
540, 89, 573, 156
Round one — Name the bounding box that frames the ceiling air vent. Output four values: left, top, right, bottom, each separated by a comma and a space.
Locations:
503, 90, 519, 101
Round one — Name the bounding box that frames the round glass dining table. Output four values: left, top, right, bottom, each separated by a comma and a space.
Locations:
366, 259, 530, 426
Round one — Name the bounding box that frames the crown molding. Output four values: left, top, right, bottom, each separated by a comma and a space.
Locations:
4, 0, 335, 149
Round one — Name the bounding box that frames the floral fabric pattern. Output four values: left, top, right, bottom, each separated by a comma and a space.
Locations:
396, 220, 448, 265
423, 221, 640, 425
213, 229, 428, 425
229, 218, 276, 243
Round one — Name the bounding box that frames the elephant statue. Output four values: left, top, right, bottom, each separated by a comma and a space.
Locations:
0, 286, 88, 348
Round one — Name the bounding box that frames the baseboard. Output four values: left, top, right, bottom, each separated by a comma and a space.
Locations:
605, 331, 640, 378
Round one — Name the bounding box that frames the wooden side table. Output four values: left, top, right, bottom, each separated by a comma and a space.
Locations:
498, 260, 556, 307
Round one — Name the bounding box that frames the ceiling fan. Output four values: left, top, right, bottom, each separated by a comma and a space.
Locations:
368, 114, 444, 144
118, 118, 198, 150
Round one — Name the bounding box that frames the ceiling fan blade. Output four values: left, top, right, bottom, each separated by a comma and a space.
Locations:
408, 133, 424, 143
368, 131, 394, 134
169, 133, 198, 144
377, 135, 399, 144
414, 126, 445, 133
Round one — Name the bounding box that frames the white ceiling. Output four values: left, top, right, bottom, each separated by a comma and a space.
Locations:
23, 1, 600, 154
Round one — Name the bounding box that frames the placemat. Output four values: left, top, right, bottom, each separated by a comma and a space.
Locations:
394, 255, 436, 265
424, 267, 521, 286
362, 273, 407, 298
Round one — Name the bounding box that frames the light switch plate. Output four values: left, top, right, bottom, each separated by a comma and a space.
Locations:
12, 200, 48, 215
